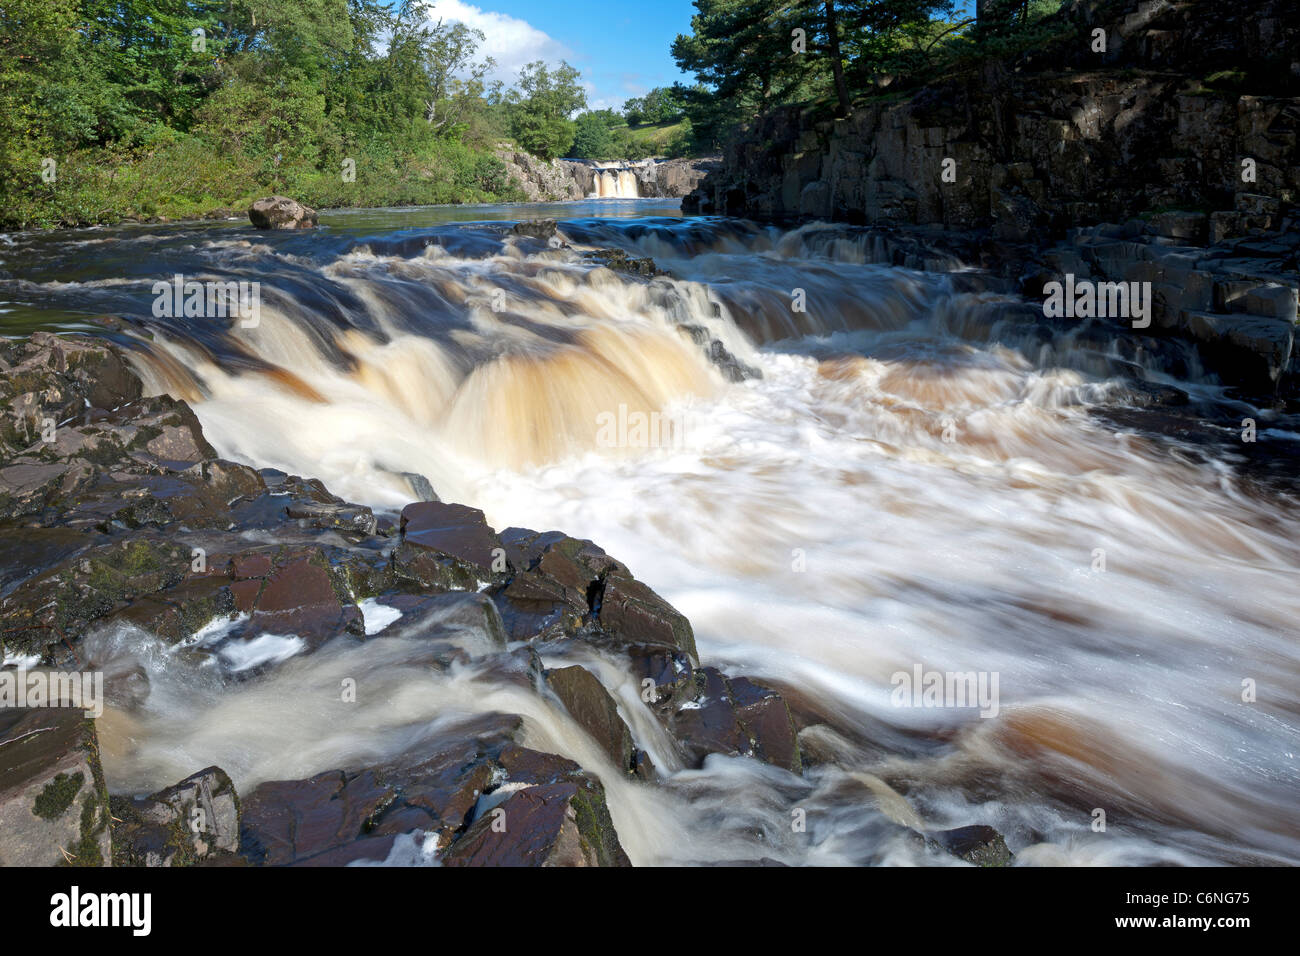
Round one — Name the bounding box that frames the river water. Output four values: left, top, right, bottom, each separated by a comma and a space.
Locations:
2, 200, 1298, 865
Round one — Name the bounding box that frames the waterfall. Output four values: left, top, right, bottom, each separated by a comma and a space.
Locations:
6, 213, 1300, 865
591, 163, 641, 198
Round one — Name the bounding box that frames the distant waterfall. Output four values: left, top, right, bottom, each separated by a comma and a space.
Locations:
590, 163, 641, 198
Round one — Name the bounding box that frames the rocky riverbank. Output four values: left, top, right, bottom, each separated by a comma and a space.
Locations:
495, 146, 719, 201
0, 332, 1008, 866
683, 0, 1299, 400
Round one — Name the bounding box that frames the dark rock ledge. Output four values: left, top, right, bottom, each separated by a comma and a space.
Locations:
0, 332, 1006, 866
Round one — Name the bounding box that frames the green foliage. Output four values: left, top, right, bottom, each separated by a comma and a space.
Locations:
570, 113, 619, 160
670, 0, 1083, 138
606, 120, 698, 159
623, 87, 687, 126
505, 60, 586, 160
0, 0, 561, 227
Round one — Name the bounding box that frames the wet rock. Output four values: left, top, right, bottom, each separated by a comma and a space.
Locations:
511, 219, 558, 240
285, 499, 378, 536
394, 501, 505, 593
239, 769, 397, 866
244, 550, 363, 648
441, 778, 629, 867
929, 825, 1014, 867
0, 537, 192, 659
1116, 378, 1191, 407
626, 643, 698, 711
400, 501, 501, 569
400, 472, 439, 503
0, 707, 112, 866
473, 645, 544, 692
492, 531, 608, 640
676, 325, 762, 381
443, 744, 629, 867
545, 665, 636, 772
111, 766, 241, 866
597, 571, 698, 661
248, 196, 318, 230
0, 332, 142, 458
376, 590, 509, 648
114, 574, 237, 644
632, 749, 656, 781
583, 248, 658, 276
664, 667, 801, 773
1185, 311, 1295, 388
238, 713, 631, 866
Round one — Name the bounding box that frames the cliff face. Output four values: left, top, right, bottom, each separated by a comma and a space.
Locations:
563, 157, 722, 199
494, 147, 587, 202
495, 147, 720, 201
684, 0, 1300, 243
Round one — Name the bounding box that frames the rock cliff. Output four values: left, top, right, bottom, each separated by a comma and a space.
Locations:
683, 0, 1300, 396
685, 0, 1299, 238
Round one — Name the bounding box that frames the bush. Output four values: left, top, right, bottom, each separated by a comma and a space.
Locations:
569, 113, 618, 160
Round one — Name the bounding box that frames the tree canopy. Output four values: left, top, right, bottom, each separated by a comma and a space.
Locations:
0, 0, 605, 225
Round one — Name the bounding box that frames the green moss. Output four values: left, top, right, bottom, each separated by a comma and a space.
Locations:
33, 771, 85, 819
63, 793, 108, 866
75, 437, 128, 467
85, 561, 123, 596
569, 785, 622, 868
1204, 70, 1247, 92
162, 800, 201, 866
126, 424, 163, 450
121, 539, 165, 575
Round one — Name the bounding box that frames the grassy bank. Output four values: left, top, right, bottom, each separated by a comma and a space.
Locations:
3, 134, 526, 231
610, 121, 693, 159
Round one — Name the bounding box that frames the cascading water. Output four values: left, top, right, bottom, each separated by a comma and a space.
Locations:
589, 162, 642, 199
3, 204, 1298, 865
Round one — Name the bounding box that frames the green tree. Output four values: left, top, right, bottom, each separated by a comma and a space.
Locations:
674, 0, 956, 121
570, 111, 617, 159
623, 87, 685, 125
506, 60, 586, 159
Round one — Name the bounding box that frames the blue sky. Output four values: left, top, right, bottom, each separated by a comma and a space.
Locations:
428, 0, 699, 110
429, 0, 978, 111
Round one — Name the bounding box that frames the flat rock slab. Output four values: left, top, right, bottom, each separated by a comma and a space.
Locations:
0, 707, 111, 866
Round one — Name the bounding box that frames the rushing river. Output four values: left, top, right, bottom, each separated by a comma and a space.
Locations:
2, 200, 1298, 865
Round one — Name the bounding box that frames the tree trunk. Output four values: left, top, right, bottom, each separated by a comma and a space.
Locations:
824, 0, 851, 118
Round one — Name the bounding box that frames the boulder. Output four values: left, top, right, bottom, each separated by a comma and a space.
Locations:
658, 666, 801, 773
441, 779, 629, 867
441, 745, 629, 867
511, 219, 558, 240
248, 196, 318, 230
583, 248, 658, 276
393, 501, 507, 594
929, 825, 1014, 866
545, 665, 636, 772
597, 571, 698, 661
240, 714, 630, 867
110, 766, 241, 866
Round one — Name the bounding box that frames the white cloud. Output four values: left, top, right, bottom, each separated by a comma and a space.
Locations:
428, 0, 573, 85
582, 81, 622, 112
